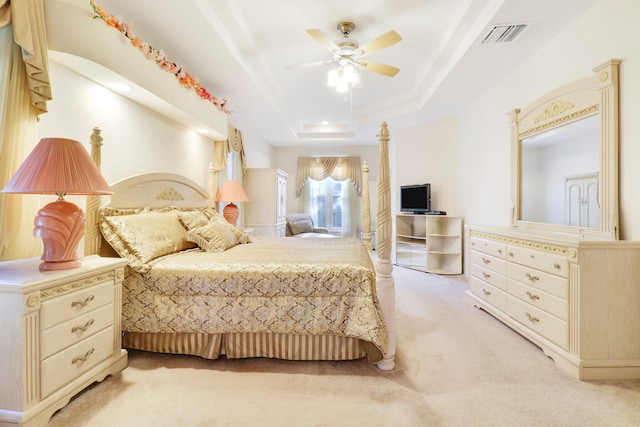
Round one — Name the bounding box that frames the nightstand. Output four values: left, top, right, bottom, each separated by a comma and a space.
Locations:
0, 255, 129, 426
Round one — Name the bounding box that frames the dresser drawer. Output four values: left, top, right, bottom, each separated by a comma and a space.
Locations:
507, 296, 568, 350
507, 279, 568, 320
470, 250, 506, 275
506, 245, 569, 278
470, 262, 506, 291
41, 303, 115, 359
506, 262, 568, 299
41, 280, 114, 329
41, 325, 114, 398
470, 237, 506, 259
469, 276, 507, 311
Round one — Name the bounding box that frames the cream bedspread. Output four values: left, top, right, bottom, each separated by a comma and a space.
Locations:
122, 236, 388, 355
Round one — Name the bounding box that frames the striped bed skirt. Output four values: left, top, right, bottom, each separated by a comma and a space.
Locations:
122, 332, 379, 361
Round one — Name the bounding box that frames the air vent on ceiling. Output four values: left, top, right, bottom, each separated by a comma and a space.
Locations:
480, 23, 529, 44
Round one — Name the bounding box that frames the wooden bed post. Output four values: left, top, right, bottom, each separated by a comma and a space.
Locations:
362, 161, 372, 251
375, 122, 396, 370
84, 127, 104, 256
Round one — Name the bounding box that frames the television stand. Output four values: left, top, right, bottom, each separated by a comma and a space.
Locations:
395, 214, 462, 274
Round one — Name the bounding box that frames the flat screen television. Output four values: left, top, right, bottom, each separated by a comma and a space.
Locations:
400, 184, 431, 214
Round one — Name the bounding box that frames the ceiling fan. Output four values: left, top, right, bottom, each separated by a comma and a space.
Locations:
291, 21, 402, 79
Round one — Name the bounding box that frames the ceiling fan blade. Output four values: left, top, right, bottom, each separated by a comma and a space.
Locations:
306, 29, 341, 53
287, 59, 334, 70
354, 30, 402, 58
359, 61, 400, 77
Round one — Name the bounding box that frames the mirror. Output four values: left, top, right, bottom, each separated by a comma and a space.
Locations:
510, 60, 620, 241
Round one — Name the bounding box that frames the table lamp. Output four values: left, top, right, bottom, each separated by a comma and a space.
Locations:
1, 137, 113, 271
215, 180, 249, 226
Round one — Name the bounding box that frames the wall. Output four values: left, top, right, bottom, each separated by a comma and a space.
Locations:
395, 117, 458, 215
37, 62, 216, 189
452, 0, 640, 239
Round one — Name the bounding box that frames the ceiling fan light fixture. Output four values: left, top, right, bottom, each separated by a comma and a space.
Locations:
336, 79, 349, 93
343, 64, 355, 82
327, 69, 339, 87
352, 71, 363, 88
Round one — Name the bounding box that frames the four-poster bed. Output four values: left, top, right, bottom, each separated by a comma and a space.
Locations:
85, 122, 396, 370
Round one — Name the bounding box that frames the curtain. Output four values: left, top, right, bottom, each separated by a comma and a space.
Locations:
296, 156, 361, 197
0, 25, 40, 260
341, 179, 360, 238
212, 124, 246, 214
0, 0, 52, 261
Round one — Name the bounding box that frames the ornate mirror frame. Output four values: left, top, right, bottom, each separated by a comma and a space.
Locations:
509, 59, 620, 241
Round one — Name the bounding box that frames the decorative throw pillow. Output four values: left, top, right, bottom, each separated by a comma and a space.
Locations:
186, 222, 239, 252
178, 210, 209, 230
288, 217, 314, 235
103, 210, 196, 272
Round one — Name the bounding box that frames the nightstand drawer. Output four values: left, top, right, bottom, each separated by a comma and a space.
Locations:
41, 325, 114, 398
41, 280, 114, 329
41, 303, 115, 359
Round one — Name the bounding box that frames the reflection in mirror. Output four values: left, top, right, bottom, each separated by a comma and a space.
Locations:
521, 115, 599, 227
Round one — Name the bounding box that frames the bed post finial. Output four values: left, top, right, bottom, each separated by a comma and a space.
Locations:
375, 121, 395, 371
362, 161, 372, 251
84, 127, 104, 256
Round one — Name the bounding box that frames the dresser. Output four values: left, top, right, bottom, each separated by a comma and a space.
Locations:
0, 255, 128, 426
466, 225, 640, 380
244, 168, 288, 236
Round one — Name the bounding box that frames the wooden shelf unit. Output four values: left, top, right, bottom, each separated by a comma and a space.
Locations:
395, 214, 463, 274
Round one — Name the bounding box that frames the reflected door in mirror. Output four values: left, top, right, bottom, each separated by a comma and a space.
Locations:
565, 172, 599, 228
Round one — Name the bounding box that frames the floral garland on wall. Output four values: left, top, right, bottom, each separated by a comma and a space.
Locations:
90, 0, 229, 114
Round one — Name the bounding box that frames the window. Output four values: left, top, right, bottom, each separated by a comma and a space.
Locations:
309, 177, 347, 232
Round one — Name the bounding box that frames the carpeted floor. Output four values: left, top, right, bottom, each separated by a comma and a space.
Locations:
48, 266, 640, 427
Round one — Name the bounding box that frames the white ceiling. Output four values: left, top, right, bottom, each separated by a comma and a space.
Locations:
89, 0, 596, 146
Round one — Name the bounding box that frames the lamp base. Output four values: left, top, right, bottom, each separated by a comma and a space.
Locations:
34, 199, 86, 271
222, 202, 239, 226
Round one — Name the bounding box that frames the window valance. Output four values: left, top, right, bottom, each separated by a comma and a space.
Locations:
296, 156, 361, 196
0, 0, 52, 115
213, 124, 247, 175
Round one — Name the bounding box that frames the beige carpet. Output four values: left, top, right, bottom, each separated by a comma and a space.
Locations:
48, 266, 640, 427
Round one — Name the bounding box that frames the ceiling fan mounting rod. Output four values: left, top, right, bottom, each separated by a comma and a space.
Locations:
337, 21, 355, 37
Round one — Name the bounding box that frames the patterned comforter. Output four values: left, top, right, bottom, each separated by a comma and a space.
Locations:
121, 236, 388, 355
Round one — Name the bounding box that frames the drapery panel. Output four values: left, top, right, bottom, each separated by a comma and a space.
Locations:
296, 156, 361, 196
0, 0, 52, 261
0, 25, 41, 260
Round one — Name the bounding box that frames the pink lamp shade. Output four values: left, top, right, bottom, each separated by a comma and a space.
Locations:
215, 180, 249, 226
2, 138, 113, 271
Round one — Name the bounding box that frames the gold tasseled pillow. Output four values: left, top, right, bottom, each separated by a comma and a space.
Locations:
186, 222, 239, 252
103, 210, 196, 272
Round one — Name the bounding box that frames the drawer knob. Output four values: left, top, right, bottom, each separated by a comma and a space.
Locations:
525, 312, 540, 324
482, 257, 491, 265
525, 272, 540, 282
526, 291, 540, 301
72, 347, 95, 364
498, 249, 503, 254
508, 252, 514, 257
71, 319, 95, 333
71, 295, 95, 307
482, 272, 491, 279
482, 288, 491, 296
554, 263, 561, 270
